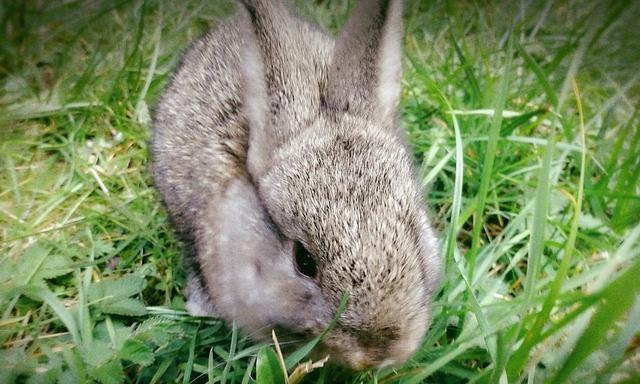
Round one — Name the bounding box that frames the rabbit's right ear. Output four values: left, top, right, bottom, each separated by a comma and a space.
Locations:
324, 0, 404, 127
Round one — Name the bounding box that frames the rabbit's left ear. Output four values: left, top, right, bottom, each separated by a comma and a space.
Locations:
238, 0, 320, 179
324, 0, 404, 126
237, 0, 293, 179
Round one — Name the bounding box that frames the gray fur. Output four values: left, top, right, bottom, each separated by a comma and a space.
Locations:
151, 0, 442, 369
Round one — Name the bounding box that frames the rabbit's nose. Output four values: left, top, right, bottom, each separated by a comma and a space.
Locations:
346, 351, 390, 370
377, 358, 397, 368
348, 352, 375, 370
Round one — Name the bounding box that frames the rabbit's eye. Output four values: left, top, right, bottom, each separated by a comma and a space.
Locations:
294, 241, 317, 278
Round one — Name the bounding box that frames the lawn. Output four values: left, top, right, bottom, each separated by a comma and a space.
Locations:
1, 0, 639, 383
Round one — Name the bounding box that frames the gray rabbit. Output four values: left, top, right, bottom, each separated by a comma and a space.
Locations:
152, 0, 442, 369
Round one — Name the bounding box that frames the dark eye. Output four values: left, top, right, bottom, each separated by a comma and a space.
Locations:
294, 241, 317, 278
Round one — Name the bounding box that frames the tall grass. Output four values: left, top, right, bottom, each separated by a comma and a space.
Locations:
1, 0, 639, 383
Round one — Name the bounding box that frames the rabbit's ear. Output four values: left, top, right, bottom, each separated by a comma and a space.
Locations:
237, 3, 271, 178
238, 0, 311, 178
236, 1, 279, 178
324, 0, 404, 125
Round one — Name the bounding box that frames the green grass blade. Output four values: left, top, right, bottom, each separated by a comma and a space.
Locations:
2, 1, 638, 382
221, 321, 238, 384
507, 77, 588, 378
150, 357, 173, 384
447, 20, 481, 104
241, 356, 257, 384
21, 285, 80, 344
467, 38, 513, 283
183, 322, 199, 384
505, 134, 555, 380
516, 42, 558, 106
521, 137, 554, 306
208, 348, 215, 384
550, 255, 640, 383
595, 295, 640, 383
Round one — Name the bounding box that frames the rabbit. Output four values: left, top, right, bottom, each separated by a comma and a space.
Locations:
151, 0, 442, 370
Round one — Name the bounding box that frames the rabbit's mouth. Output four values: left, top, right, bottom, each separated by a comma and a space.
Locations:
268, 324, 391, 370
310, 341, 399, 371
282, 325, 415, 371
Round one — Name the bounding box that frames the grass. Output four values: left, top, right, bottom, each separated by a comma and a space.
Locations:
1, 0, 639, 382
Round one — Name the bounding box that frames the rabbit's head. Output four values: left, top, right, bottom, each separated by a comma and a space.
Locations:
234, 0, 442, 369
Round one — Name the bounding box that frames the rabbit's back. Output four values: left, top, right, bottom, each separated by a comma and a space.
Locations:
152, 18, 248, 235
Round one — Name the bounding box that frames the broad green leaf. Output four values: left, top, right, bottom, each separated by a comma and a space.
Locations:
88, 275, 147, 316
82, 340, 114, 367
13, 243, 73, 287
119, 339, 154, 367
256, 347, 285, 384
100, 298, 147, 316
88, 275, 145, 302
89, 359, 124, 384
94, 320, 133, 351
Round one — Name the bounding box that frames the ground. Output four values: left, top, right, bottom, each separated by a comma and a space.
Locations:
1, 0, 639, 383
